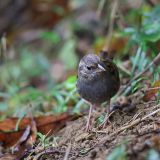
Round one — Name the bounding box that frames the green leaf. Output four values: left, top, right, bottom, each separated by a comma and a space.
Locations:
122, 5, 160, 44
146, 149, 160, 160
141, 22, 160, 42
97, 114, 105, 124
107, 144, 128, 160
52, 5, 65, 16
0, 102, 8, 111
41, 31, 60, 44
141, 5, 160, 42
64, 76, 77, 90
59, 39, 78, 69
73, 99, 85, 113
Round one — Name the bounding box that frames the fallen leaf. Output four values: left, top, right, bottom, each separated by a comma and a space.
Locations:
30, 0, 69, 27
27, 118, 37, 147
13, 120, 37, 159
0, 113, 76, 147
146, 135, 160, 150
14, 125, 31, 147
0, 154, 17, 160
0, 0, 69, 40
0, 130, 25, 147
143, 80, 160, 101
94, 35, 127, 56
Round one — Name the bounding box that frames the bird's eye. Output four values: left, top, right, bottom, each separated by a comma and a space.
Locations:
86, 66, 91, 70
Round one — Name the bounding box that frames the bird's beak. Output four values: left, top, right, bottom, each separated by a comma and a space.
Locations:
98, 64, 106, 71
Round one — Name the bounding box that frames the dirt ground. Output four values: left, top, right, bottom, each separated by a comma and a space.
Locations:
27, 93, 160, 160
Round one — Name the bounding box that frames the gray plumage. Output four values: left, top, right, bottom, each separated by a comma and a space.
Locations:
77, 53, 120, 105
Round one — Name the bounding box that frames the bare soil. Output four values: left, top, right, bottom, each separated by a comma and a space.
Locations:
27, 94, 160, 160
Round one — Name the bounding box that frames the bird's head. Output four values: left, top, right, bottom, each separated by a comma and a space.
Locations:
78, 54, 106, 81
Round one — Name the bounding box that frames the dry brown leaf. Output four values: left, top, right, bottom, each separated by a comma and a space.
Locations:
14, 125, 31, 147
13, 120, 37, 160
0, 0, 69, 36
94, 36, 127, 56
149, 135, 160, 150
30, 0, 69, 27
0, 131, 24, 147
0, 113, 75, 147
143, 80, 160, 101
0, 154, 17, 160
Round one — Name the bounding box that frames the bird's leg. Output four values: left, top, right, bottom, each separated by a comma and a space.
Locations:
99, 100, 115, 128
85, 103, 93, 132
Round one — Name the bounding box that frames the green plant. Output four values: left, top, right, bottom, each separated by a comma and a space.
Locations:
146, 149, 160, 160
107, 144, 128, 160
37, 132, 51, 148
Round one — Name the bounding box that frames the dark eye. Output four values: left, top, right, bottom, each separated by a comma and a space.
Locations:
86, 66, 91, 70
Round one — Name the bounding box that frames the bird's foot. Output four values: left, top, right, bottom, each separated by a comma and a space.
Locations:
85, 104, 94, 132
85, 114, 93, 132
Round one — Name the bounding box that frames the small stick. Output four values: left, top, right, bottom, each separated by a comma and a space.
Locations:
98, 103, 160, 137
118, 104, 160, 134
146, 0, 156, 6
147, 87, 160, 90
117, 63, 131, 76
138, 128, 160, 136
34, 148, 64, 160
97, 0, 106, 18
63, 143, 72, 160
103, 0, 118, 52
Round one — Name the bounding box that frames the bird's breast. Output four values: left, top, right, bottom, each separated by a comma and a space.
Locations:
77, 77, 114, 104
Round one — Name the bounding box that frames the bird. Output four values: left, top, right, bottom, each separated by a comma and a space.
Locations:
76, 50, 120, 131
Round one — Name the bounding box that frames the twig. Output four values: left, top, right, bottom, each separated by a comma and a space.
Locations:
33, 148, 65, 160
1, 34, 7, 54
117, 63, 131, 76
0, 34, 7, 63
12, 126, 31, 153
103, 0, 118, 52
138, 128, 160, 136
97, 103, 160, 136
147, 87, 160, 90
146, 0, 156, 6
117, 53, 160, 96
127, 111, 142, 124
114, 104, 160, 135
142, 100, 160, 105
63, 143, 72, 160
97, 0, 106, 19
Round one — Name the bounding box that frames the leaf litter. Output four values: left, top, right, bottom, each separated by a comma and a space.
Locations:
15, 94, 160, 160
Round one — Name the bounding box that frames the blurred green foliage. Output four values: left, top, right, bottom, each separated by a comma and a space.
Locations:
146, 149, 160, 160
59, 39, 78, 69
119, 4, 160, 95
0, 49, 81, 118
107, 144, 128, 160
123, 5, 160, 46
107, 145, 160, 160
41, 31, 61, 44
